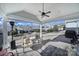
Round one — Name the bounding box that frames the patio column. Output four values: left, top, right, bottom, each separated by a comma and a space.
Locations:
3, 16, 8, 48
40, 24, 42, 42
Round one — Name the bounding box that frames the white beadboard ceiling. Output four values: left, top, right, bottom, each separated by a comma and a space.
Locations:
0, 3, 79, 23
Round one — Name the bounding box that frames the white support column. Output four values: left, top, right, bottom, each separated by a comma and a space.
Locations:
40, 24, 42, 42
0, 7, 8, 48
3, 16, 8, 49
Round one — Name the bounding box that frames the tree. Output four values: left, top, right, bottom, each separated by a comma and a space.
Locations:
53, 25, 58, 31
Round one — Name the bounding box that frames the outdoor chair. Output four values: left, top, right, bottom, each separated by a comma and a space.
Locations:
21, 36, 33, 48
65, 30, 78, 44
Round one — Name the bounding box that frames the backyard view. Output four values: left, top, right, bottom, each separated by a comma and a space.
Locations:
5, 19, 72, 56
0, 3, 79, 56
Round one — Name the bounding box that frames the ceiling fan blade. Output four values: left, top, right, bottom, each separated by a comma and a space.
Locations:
46, 11, 51, 14
45, 14, 50, 17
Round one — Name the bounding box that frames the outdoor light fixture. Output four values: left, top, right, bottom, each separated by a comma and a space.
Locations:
10, 21, 15, 29
9, 21, 15, 41
9, 21, 16, 50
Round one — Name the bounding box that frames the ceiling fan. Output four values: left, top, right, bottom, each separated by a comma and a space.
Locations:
39, 3, 51, 18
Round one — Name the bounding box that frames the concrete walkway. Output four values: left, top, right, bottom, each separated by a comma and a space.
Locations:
42, 31, 65, 40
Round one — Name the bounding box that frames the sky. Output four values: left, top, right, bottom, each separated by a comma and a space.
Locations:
15, 19, 65, 26
14, 19, 65, 29
0, 17, 3, 28
15, 19, 79, 29
45, 19, 65, 25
